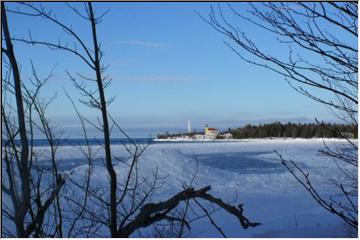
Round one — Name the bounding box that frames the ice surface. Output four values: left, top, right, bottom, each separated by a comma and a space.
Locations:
4, 138, 357, 237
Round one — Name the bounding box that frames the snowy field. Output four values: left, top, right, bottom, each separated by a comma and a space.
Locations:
4, 138, 357, 237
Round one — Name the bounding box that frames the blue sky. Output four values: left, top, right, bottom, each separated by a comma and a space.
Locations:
4, 2, 342, 137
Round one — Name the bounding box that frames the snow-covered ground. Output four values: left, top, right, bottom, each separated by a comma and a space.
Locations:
4, 138, 358, 237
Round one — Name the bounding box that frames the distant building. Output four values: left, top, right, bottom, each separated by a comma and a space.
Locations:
205, 124, 218, 138
222, 133, 233, 139
188, 120, 192, 133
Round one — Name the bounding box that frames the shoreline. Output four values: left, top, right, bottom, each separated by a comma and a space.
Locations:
154, 137, 356, 142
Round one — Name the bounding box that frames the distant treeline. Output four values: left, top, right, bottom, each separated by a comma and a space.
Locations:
157, 130, 203, 139
157, 122, 358, 139
227, 122, 357, 139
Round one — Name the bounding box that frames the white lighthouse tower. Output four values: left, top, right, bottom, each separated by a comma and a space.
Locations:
187, 120, 192, 133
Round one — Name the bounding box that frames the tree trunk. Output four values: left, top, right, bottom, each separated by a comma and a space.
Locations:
2, 2, 30, 237
88, 3, 118, 236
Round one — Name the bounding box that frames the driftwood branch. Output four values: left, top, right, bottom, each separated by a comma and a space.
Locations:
118, 186, 260, 237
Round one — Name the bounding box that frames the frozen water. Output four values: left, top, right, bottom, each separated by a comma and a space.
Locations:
3, 138, 357, 237
194, 151, 289, 174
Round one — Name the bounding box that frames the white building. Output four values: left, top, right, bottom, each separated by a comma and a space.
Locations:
222, 133, 233, 139
205, 125, 218, 138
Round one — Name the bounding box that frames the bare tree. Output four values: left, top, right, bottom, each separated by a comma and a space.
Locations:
201, 2, 357, 231
2, 2, 65, 237
4, 2, 260, 237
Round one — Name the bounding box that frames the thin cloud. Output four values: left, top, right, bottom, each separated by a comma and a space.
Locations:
121, 75, 207, 82
114, 40, 170, 48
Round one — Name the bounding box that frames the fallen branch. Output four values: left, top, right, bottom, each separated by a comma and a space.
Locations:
118, 186, 260, 237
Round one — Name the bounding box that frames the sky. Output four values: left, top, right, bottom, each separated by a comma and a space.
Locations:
3, 2, 346, 137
